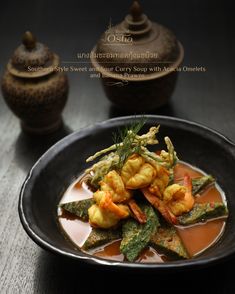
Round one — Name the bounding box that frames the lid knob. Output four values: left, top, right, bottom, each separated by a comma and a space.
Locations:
8, 31, 60, 78
22, 31, 36, 50
130, 1, 143, 21
123, 0, 151, 35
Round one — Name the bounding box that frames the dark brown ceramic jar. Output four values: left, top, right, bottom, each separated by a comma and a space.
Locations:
90, 1, 184, 112
1, 31, 69, 134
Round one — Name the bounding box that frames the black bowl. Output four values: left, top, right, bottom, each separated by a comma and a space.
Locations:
19, 115, 235, 272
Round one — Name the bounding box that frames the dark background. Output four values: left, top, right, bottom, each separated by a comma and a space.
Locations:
0, 0, 235, 293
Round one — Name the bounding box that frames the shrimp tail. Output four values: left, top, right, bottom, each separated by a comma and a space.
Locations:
184, 174, 192, 193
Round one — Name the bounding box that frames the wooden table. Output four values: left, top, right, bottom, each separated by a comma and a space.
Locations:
0, 0, 235, 293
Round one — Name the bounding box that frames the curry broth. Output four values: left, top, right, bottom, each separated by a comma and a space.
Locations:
58, 162, 226, 262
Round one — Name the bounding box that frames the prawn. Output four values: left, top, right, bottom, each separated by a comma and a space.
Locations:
94, 190, 129, 218
142, 188, 178, 224
163, 174, 195, 216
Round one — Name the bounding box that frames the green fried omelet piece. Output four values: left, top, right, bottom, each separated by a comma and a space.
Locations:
120, 203, 159, 262
150, 222, 189, 259
192, 176, 215, 196
82, 228, 121, 250
60, 198, 94, 221
178, 202, 228, 225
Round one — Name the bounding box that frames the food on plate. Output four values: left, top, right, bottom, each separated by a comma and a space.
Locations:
58, 121, 228, 262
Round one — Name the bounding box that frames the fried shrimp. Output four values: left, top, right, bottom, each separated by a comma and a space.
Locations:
149, 165, 170, 199
99, 170, 131, 203
163, 174, 195, 216
89, 191, 130, 228
121, 154, 156, 189
88, 204, 120, 228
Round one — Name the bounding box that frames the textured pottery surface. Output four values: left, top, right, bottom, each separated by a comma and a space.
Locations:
1, 31, 68, 134
91, 1, 184, 111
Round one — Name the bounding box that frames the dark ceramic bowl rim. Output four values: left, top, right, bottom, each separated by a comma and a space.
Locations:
18, 115, 235, 271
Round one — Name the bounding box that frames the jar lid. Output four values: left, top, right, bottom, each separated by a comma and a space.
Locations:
91, 1, 184, 81
7, 31, 59, 78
